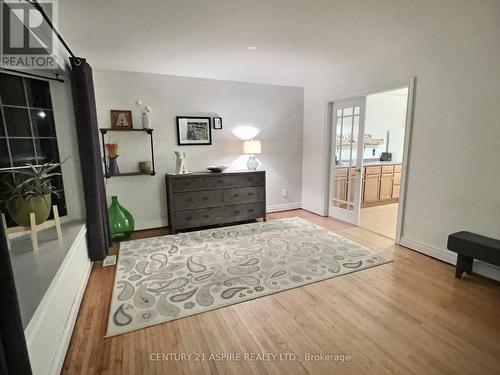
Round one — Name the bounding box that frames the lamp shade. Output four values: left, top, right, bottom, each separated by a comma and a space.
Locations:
243, 140, 261, 154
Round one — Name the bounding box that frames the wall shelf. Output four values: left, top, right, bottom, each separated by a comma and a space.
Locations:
106, 171, 156, 178
99, 128, 153, 134
99, 128, 156, 179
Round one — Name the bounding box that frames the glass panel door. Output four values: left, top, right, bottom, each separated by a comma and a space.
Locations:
329, 97, 365, 224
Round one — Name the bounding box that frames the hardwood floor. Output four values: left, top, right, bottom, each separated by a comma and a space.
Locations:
62, 210, 500, 375
360, 203, 399, 239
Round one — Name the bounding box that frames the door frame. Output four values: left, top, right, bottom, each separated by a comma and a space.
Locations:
324, 77, 416, 244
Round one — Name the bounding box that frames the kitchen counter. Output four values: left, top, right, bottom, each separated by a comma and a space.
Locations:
338, 160, 402, 168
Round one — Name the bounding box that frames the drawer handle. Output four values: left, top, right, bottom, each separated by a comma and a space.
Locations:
203, 214, 209, 218
233, 194, 240, 198
202, 196, 209, 200
247, 177, 253, 181
248, 209, 254, 213
186, 217, 192, 221
218, 180, 223, 183
234, 211, 240, 215
186, 197, 192, 202
184, 181, 190, 185
248, 192, 254, 196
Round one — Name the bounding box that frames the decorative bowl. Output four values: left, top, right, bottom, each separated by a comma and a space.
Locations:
207, 166, 228, 173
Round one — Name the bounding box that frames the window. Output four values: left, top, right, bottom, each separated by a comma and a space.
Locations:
0, 73, 67, 226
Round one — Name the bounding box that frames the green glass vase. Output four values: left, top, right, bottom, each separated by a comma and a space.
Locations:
108, 196, 134, 241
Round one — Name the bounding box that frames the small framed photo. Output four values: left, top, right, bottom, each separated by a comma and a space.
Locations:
213, 117, 223, 130
110, 110, 133, 130
176, 116, 212, 145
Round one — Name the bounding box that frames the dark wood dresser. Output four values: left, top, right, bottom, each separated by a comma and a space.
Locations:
166, 171, 266, 233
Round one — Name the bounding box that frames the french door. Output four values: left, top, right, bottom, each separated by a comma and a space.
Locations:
329, 97, 366, 224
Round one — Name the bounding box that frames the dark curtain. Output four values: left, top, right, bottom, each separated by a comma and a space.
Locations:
70, 57, 112, 261
0, 226, 32, 374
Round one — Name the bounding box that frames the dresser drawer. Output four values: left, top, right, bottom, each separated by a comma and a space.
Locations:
171, 190, 222, 211
227, 173, 265, 187
224, 186, 265, 205
205, 175, 232, 189
394, 164, 402, 173
173, 208, 221, 229
222, 203, 265, 223
170, 177, 205, 192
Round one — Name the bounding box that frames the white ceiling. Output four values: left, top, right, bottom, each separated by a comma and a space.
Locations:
58, 0, 466, 87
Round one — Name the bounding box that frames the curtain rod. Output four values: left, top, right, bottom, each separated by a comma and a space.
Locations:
0, 68, 64, 82
27, 0, 77, 60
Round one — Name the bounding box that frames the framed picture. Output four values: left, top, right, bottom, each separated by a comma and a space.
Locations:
110, 110, 133, 130
176, 116, 212, 145
213, 117, 223, 130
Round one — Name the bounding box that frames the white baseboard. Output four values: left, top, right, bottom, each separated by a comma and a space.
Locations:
300, 202, 326, 216
266, 202, 302, 213
399, 237, 500, 282
25, 224, 92, 375
135, 218, 168, 231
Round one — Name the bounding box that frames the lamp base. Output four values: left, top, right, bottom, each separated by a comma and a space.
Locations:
247, 155, 258, 170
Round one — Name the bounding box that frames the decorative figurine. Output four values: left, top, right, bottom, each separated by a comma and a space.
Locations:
142, 105, 152, 129
174, 151, 189, 174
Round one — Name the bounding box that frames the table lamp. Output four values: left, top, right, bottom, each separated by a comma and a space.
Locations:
243, 140, 261, 170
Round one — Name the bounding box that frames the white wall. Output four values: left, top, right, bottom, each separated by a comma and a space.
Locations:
364, 89, 408, 161
302, 1, 500, 277
93, 69, 303, 230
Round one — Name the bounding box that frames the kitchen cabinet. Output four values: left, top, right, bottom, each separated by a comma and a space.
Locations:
333, 163, 402, 208
379, 174, 393, 200
361, 163, 402, 207
363, 175, 380, 202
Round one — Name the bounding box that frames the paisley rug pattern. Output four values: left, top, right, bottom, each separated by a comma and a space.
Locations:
106, 217, 389, 336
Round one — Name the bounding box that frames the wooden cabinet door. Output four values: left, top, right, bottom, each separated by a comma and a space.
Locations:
379, 174, 393, 200
392, 185, 400, 199
363, 175, 380, 202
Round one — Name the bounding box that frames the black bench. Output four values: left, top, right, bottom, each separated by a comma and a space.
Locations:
447, 231, 500, 278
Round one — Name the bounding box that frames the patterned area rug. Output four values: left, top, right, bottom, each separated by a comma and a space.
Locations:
106, 217, 390, 336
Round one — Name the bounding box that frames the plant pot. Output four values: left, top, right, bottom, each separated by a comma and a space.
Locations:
138, 161, 152, 173
7, 194, 52, 227
108, 196, 134, 241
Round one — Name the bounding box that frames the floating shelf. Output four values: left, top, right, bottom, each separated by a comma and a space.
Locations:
105, 171, 156, 178
100, 128, 153, 134
100, 128, 156, 179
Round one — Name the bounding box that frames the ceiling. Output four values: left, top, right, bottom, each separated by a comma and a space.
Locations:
58, 0, 474, 87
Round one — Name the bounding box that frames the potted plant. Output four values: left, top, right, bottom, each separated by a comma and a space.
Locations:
2, 162, 64, 227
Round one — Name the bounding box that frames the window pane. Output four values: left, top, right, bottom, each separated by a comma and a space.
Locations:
31, 110, 56, 137
0, 111, 4, 136
48, 166, 64, 190
0, 74, 26, 106
9, 139, 36, 166
343, 107, 353, 116
354, 106, 360, 115
51, 190, 67, 217
4, 107, 31, 137
26, 79, 52, 109
0, 138, 11, 168
34, 138, 60, 163
336, 109, 342, 117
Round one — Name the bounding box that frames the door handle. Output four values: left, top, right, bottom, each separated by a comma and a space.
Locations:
356, 168, 362, 172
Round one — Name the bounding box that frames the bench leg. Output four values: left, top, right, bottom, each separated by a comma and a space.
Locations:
455, 254, 473, 278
